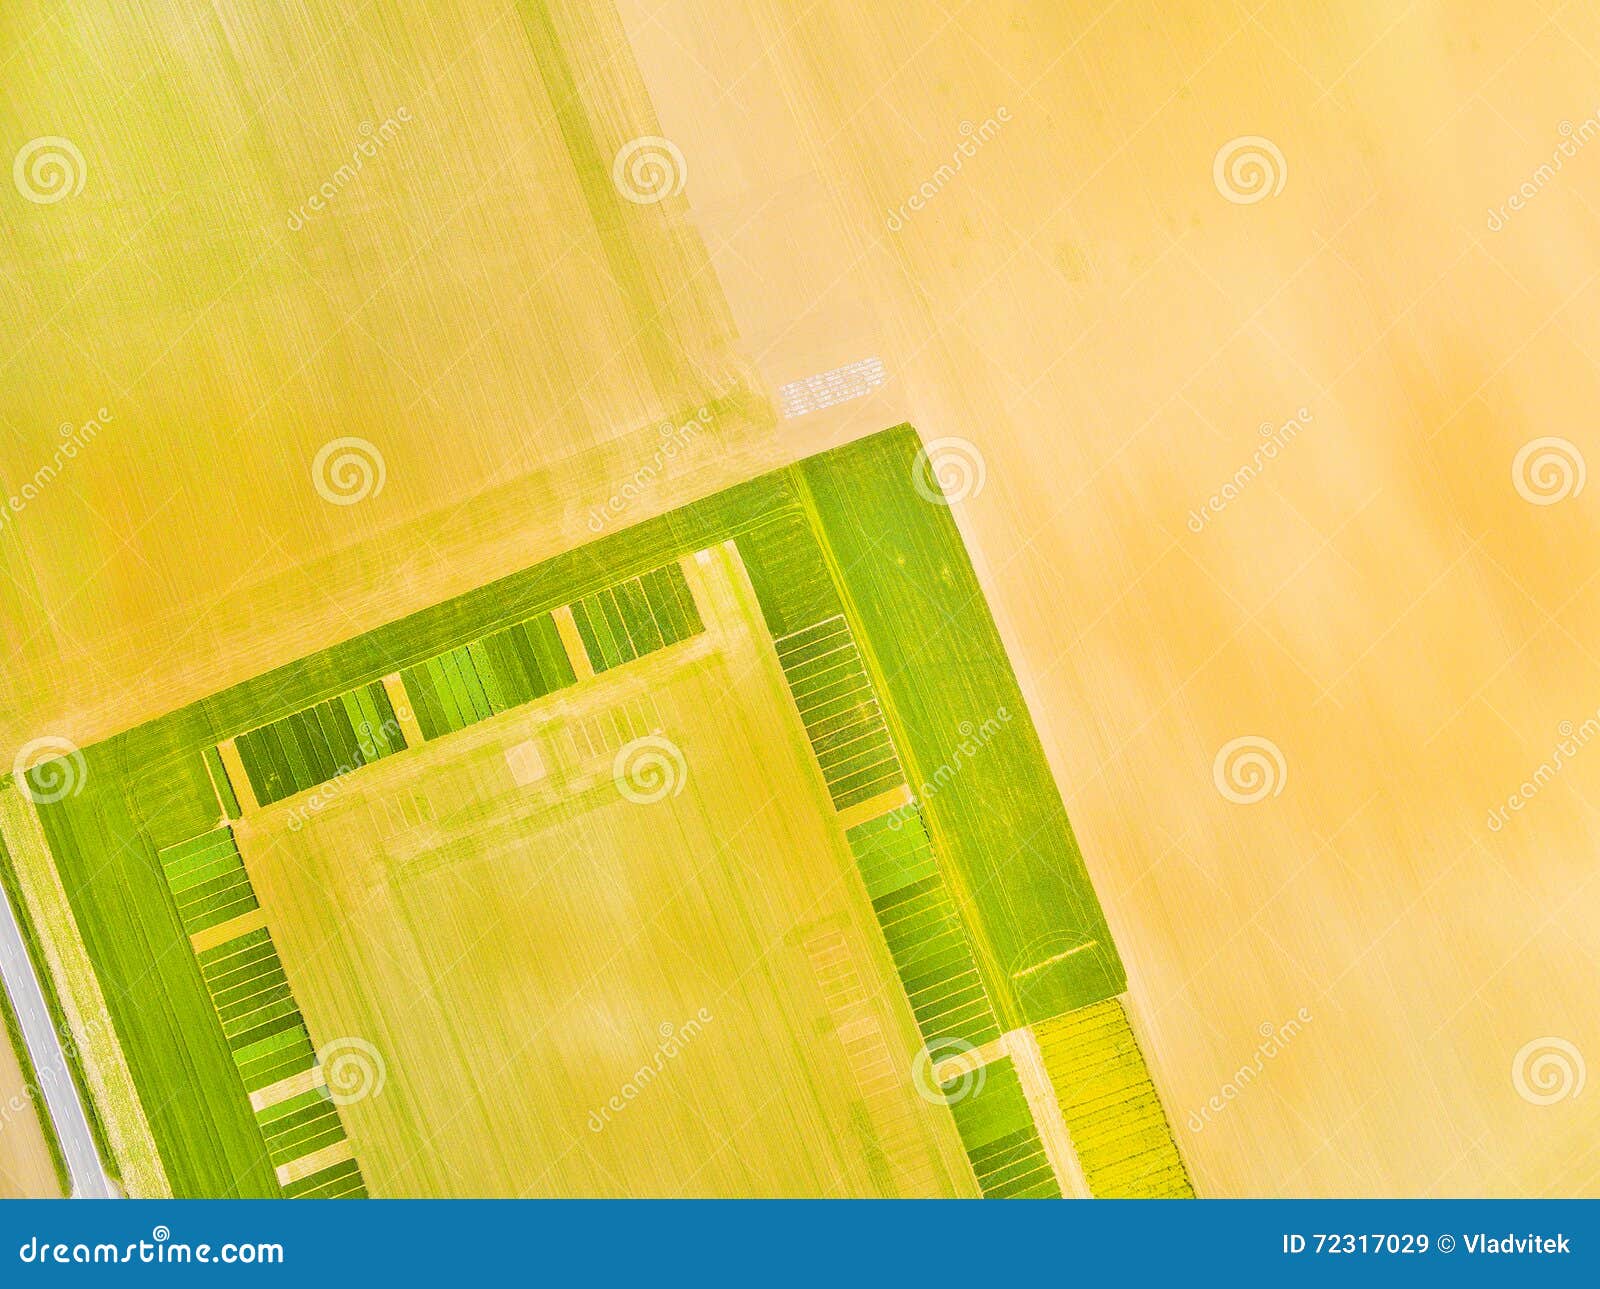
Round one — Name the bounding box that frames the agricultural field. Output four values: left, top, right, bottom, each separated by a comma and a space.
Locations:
7, 0, 1600, 1204
8, 428, 1189, 1197
799, 436, 1126, 1019
234, 548, 976, 1196
0, 0, 768, 757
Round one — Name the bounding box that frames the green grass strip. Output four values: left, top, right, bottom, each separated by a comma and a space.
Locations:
202, 746, 241, 821
798, 429, 1125, 1019
846, 814, 939, 901
944, 1058, 1059, 1199
281, 1156, 367, 1198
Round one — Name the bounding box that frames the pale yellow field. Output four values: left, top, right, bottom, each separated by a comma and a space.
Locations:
232, 552, 976, 1197
0, 1037, 60, 1198
4, 1, 1599, 1196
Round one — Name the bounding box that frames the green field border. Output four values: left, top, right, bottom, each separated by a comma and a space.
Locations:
796, 433, 1125, 1021
26, 425, 1127, 1195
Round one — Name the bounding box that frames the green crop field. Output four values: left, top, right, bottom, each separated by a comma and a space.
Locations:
224, 552, 979, 1196
12, 426, 1186, 1198
796, 434, 1126, 1020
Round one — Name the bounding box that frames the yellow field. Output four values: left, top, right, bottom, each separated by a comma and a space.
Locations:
0, 0, 765, 746
4, 1, 1598, 1196
232, 552, 976, 1197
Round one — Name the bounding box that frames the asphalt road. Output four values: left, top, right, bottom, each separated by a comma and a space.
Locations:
0, 874, 116, 1198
